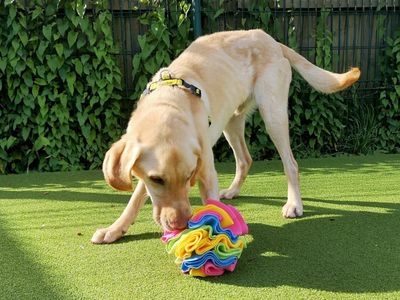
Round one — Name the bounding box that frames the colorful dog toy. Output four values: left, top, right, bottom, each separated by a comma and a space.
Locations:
162, 199, 248, 277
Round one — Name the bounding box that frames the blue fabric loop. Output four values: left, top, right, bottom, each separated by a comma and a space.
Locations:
181, 251, 238, 273
188, 214, 238, 242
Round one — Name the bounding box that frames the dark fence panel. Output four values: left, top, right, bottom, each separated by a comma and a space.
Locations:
109, 0, 400, 100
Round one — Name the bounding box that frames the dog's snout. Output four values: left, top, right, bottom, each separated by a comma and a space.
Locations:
167, 216, 189, 230
156, 205, 191, 231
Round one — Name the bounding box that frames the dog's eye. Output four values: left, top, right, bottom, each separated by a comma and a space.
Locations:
149, 176, 165, 185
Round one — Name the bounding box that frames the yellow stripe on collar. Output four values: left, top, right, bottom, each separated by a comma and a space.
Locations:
143, 71, 202, 97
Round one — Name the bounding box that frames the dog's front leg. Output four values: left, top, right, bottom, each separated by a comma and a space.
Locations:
197, 146, 220, 204
91, 180, 148, 244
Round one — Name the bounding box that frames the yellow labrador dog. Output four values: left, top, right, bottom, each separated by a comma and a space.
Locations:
92, 30, 360, 244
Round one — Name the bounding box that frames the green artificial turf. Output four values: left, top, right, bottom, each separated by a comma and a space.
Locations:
0, 153, 399, 299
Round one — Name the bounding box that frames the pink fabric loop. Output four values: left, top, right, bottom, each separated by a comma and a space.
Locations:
206, 199, 248, 235
200, 260, 238, 276
162, 229, 183, 243
201, 261, 225, 276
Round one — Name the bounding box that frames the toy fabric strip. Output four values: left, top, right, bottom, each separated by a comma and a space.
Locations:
205, 199, 249, 236
171, 229, 245, 260
161, 229, 183, 243
162, 200, 248, 243
181, 251, 238, 273
165, 222, 239, 255
189, 260, 239, 277
191, 204, 234, 227
188, 215, 239, 242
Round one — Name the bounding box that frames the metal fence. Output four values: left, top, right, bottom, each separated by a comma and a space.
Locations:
108, 0, 400, 101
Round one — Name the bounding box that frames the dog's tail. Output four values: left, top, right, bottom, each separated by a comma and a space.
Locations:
279, 43, 360, 94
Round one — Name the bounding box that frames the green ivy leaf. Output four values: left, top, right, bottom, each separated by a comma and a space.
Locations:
60, 93, 68, 108
132, 55, 141, 71
18, 31, 28, 46
34, 135, 50, 150
58, 65, 69, 81
12, 39, 20, 51
57, 19, 69, 36
77, 111, 87, 126
45, 3, 58, 16
43, 25, 53, 41
81, 54, 90, 65
25, 58, 35, 73
37, 41, 49, 62
0, 58, 7, 73
47, 72, 57, 83
74, 59, 83, 75
5, 0, 15, 7
47, 55, 60, 73
395, 85, 400, 96
32, 85, 39, 98
66, 72, 76, 94
138, 35, 147, 50
77, 35, 86, 49
67, 31, 78, 47
15, 60, 26, 76
7, 5, 17, 27
55, 43, 64, 57
32, 7, 44, 20
53, 33, 61, 41
21, 127, 31, 141
38, 95, 46, 108
79, 17, 89, 32
22, 71, 33, 87
35, 78, 47, 86
63, 48, 74, 59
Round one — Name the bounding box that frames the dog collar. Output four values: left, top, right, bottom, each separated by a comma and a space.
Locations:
143, 70, 202, 98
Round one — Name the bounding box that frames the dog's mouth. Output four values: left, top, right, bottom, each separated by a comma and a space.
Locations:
160, 219, 173, 232
159, 217, 188, 232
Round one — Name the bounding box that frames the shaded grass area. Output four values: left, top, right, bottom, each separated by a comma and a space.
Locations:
0, 154, 399, 299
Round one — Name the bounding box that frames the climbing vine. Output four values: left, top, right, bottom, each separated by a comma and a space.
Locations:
0, 1, 122, 173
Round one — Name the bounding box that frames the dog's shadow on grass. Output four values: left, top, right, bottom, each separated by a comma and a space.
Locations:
208, 196, 400, 293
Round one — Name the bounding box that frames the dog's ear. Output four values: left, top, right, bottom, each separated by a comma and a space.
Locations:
102, 136, 141, 191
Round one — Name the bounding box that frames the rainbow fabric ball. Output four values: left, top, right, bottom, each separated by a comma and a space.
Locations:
161, 199, 248, 277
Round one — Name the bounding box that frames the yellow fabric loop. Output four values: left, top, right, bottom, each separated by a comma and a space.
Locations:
189, 268, 207, 277
173, 229, 244, 260
195, 234, 244, 255
192, 204, 234, 227
173, 228, 209, 260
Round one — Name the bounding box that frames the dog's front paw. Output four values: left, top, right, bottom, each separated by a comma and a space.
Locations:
282, 202, 303, 218
91, 226, 126, 244
220, 188, 240, 200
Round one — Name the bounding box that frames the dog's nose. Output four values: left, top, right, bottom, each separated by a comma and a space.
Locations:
167, 217, 189, 230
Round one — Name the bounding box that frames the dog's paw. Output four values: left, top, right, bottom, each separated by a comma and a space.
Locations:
220, 188, 240, 200
282, 202, 303, 218
91, 227, 126, 244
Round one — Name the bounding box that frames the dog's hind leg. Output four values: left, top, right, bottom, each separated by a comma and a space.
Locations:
220, 113, 253, 199
91, 180, 148, 244
255, 59, 303, 218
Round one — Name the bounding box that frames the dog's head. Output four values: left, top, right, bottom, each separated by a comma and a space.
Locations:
103, 108, 202, 231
